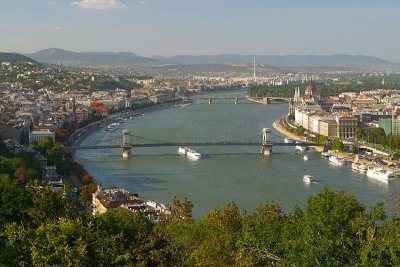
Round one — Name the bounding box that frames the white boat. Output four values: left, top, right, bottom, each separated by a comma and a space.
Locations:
106, 122, 119, 131
178, 146, 188, 155
366, 168, 396, 182
186, 149, 201, 160
351, 163, 368, 172
303, 174, 314, 183
295, 145, 307, 153
321, 151, 330, 157
303, 155, 309, 161
328, 156, 346, 165
284, 137, 294, 143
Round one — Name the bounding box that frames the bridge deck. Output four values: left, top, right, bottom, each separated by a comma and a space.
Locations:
68, 142, 323, 150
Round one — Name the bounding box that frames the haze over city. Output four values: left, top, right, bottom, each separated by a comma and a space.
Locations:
1, 0, 399, 62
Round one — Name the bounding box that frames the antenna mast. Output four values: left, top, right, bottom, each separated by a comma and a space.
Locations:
253, 56, 256, 81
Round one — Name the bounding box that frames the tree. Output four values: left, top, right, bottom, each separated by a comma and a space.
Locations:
240, 202, 286, 265
0, 222, 33, 266
332, 138, 344, 151
281, 187, 366, 266
25, 181, 74, 227
14, 167, 38, 183
0, 174, 31, 230
30, 218, 89, 266
37, 136, 54, 154
355, 127, 363, 140
88, 210, 153, 266
169, 196, 193, 223
80, 182, 97, 202
186, 202, 244, 266
81, 174, 93, 185
56, 129, 69, 143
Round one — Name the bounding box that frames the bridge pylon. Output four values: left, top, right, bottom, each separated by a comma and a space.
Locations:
261, 128, 273, 156
121, 129, 133, 158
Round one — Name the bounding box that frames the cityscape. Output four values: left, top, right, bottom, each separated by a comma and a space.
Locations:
1, 0, 400, 265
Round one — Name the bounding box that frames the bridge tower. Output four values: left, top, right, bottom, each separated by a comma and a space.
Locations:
261, 128, 273, 155
121, 129, 133, 158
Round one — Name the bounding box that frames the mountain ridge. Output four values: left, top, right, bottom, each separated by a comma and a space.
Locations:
0, 52, 41, 66
23, 48, 400, 69
27, 48, 156, 66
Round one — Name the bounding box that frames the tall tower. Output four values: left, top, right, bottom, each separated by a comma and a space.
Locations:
253, 56, 256, 81
392, 106, 398, 136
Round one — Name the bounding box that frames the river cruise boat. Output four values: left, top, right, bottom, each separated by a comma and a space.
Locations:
328, 156, 346, 165
366, 168, 396, 182
295, 145, 307, 153
178, 146, 188, 155
321, 151, 330, 157
186, 149, 202, 160
284, 137, 294, 143
351, 163, 368, 172
106, 122, 119, 131
303, 175, 314, 183
303, 155, 309, 161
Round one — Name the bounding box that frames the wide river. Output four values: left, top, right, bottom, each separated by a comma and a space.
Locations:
76, 91, 400, 216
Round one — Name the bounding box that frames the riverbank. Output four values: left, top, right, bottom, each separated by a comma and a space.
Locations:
272, 117, 325, 153
246, 97, 268, 105
67, 101, 182, 189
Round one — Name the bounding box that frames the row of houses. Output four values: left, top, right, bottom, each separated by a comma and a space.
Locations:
92, 184, 171, 223
291, 83, 400, 139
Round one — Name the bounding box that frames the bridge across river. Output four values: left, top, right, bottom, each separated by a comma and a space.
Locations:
195, 95, 292, 104
68, 128, 324, 158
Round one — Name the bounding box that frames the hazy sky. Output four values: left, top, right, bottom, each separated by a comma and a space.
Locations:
1, 0, 399, 61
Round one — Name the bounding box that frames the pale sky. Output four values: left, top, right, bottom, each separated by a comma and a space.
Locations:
0, 0, 399, 62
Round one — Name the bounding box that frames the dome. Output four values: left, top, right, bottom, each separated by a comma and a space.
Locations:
306, 84, 316, 92
305, 82, 317, 96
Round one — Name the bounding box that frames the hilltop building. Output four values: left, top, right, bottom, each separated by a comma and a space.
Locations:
92, 184, 171, 223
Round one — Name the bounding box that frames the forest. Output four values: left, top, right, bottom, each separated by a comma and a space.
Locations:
1, 154, 400, 266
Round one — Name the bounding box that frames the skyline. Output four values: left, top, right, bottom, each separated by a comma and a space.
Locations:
1, 0, 400, 62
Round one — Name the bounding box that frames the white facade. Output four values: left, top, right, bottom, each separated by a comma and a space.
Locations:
29, 129, 55, 143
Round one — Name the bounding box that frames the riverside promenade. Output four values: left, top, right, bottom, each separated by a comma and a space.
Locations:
272, 117, 325, 153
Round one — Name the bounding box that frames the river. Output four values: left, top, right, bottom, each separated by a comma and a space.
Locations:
75, 91, 400, 216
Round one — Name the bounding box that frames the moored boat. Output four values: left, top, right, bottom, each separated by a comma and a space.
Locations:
295, 145, 307, 153
321, 151, 330, 157
328, 156, 346, 165
106, 122, 119, 131
303, 155, 309, 161
303, 174, 314, 183
178, 146, 188, 155
351, 163, 368, 172
284, 137, 294, 143
186, 149, 201, 160
366, 168, 396, 182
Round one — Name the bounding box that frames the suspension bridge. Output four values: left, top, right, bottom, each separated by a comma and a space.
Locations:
195, 95, 292, 104
67, 128, 324, 158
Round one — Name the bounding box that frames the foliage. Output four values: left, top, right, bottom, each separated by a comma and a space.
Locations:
332, 138, 344, 151
2, 165, 400, 266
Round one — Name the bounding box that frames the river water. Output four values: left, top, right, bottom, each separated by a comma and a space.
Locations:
75, 91, 400, 216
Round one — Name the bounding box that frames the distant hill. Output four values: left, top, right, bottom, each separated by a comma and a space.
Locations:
0, 52, 41, 66
27, 48, 157, 67
152, 54, 400, 69
24, 48, 400, 70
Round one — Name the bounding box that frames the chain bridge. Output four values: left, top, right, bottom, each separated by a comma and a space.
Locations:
68, 128, 324, 158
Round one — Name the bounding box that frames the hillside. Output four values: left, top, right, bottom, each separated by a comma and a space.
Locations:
24, 48, 400, 71
0, 52, 41, 66
27, 48, 157, 67
153, 54, 400, 69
